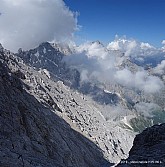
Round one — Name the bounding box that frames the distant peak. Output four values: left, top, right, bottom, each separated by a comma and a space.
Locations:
0, 43, 4, 52
39, 42, 52, 48
92, 40, 104, 46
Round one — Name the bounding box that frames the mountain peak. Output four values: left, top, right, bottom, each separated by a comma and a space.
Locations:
0, 43, 4, 52
91, 40, 104, 46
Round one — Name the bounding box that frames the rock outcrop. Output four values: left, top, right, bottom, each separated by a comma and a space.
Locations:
117, 124, 165, 167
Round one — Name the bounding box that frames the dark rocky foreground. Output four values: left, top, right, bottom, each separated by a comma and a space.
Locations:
117, 124, 165, 167
0, 51, 111, 167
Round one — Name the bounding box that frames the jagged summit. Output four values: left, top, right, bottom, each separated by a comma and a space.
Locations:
92, 40, 104, 46
17, 42, 63, 69
0, 43, 3, 52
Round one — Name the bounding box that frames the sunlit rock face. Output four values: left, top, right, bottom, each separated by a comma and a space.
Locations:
0, 44, 111, 167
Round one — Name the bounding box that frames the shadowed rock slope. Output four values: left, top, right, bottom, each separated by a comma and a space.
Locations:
117, 124, 165, 167
0, 50, 111, 166
0, 43, 135, 165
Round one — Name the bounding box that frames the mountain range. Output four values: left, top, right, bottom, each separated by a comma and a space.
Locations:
0, 40, 165, 166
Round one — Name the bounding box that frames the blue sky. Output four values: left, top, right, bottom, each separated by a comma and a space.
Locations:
64, 0, 165, 47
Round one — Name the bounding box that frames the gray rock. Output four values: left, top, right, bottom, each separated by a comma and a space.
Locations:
0, 52, 111, 167
117, 124, 165, 166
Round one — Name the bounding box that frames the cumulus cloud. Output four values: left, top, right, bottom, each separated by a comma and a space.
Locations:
114, 69, 164, 93
77, 41, 109, 59
154, 60, 165, 75
107, 37, 138, 57
162, 40, 165, 45
64, 41, 118, 83
107, 36, 158, 57
80, 69, 89, 82
77, 41, 117, 72
162, 40, 165, 51
114, 69, 135, 87
64, 37, 164, 94
0, 0, 78, 52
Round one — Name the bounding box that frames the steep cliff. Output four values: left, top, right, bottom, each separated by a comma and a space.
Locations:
117, 124, 165, 166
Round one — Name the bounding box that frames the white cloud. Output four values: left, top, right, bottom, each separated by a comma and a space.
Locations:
125, 40, 137, 57
154, 60, 165, 75
107, 36, 157, 57
80, 69, 89, 82
140, 42, 153, 49
107, 37, 138, 57
114, 69, 134, 87
76, 41, 119, 72
162, 40, 165, 51
142, 74, 164, 93
115, 69, 164, 93
0, 0, 78, 52
64, 36, 164, 94
162, 40, 165, 45
77, 41, 109, 59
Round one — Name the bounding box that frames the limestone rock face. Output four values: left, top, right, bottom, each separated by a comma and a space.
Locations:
117, 124, 165, 167
0, 42, 136, 166
0, 47, 110, 167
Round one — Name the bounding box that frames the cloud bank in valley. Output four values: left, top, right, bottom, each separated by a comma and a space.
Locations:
114, 69, 164, 93
64, 37, 164, 93
0, 0, 78, 52
154, 60, 165, 75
